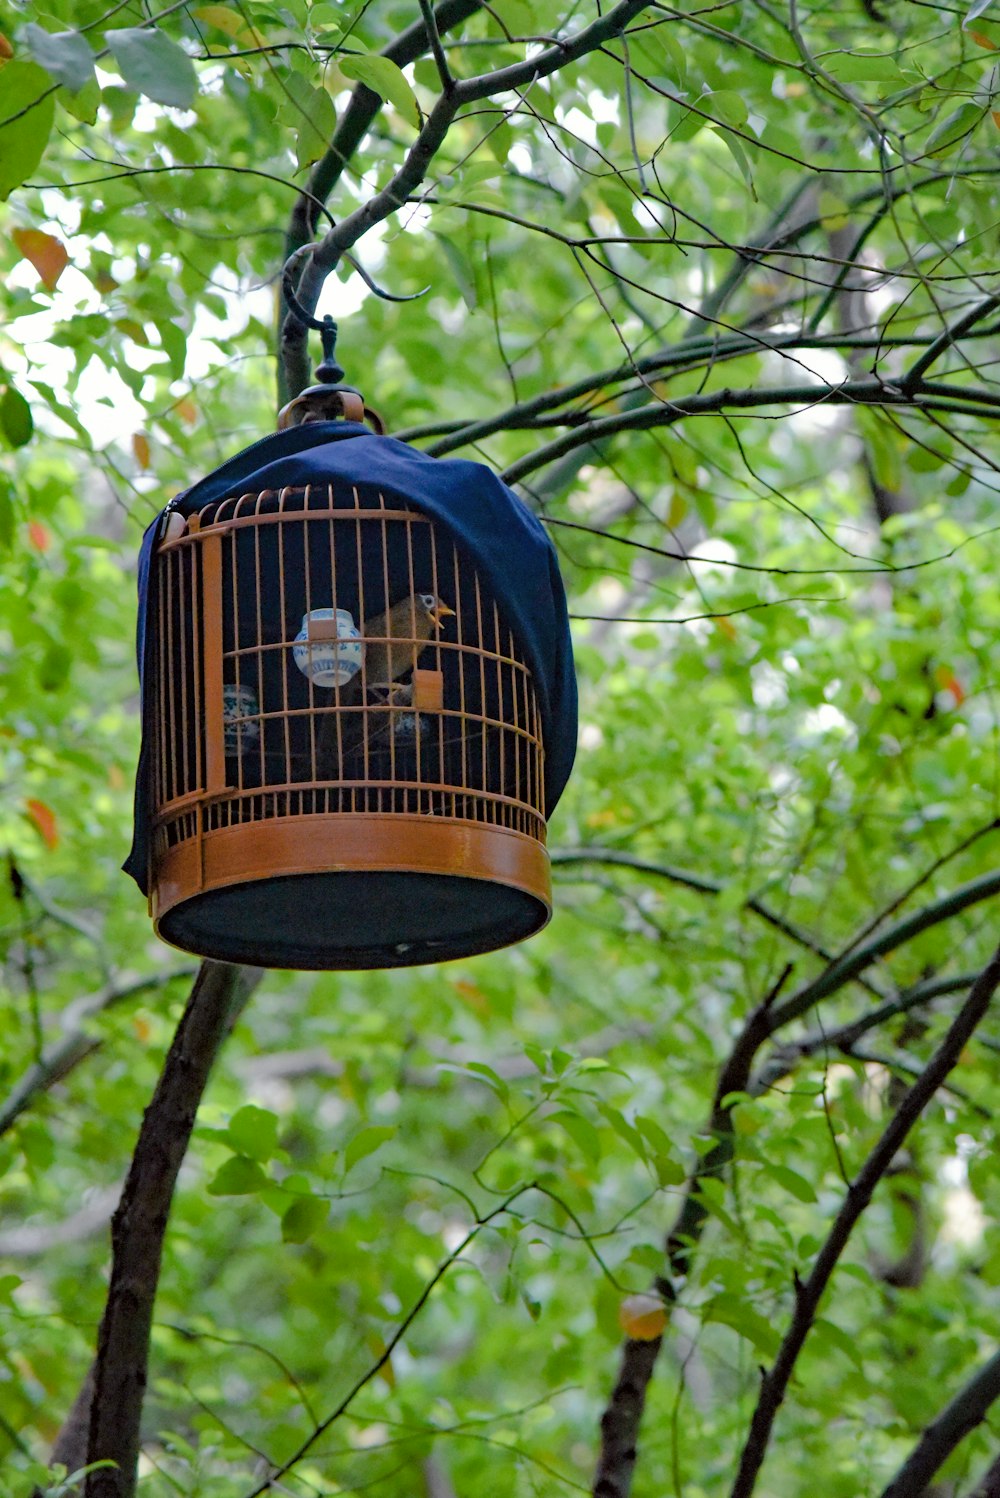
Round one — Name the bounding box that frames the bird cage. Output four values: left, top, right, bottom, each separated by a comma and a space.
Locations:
125, 411, 577, 971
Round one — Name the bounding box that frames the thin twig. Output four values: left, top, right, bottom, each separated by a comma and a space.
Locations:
419, 0, 454, 89
240, 1187, 536, 1496
0, 967, 198, 1141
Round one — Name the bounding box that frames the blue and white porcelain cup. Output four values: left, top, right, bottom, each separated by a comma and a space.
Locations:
292, 608, 365, 688
222, 683, 260, 754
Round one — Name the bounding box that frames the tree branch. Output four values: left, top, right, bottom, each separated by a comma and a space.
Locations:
551, 845, 848, 968
902, 291, 1000, 392
419, 0, 454, 90
765, 869, 1000, 1034
500, 378, 1000, 486
879, 1347, 1000, 1496
281, 0, 655, 397
279, 0, 485, 399
750, 971, 978, 1096
968, 1446, 1000, 1496
592, 966, 794, 1498
285, 0, 483, 252
81, 961, 262, 1498
729, 944, 1000, 1498
593, 1338, 662, 1498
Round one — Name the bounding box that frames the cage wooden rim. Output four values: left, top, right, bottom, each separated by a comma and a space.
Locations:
151, 814, 552, 922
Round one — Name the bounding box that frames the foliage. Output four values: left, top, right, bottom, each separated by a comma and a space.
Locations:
2, 0, 1000, 1495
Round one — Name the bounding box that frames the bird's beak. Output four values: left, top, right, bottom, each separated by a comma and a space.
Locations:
429, 601, 456, 627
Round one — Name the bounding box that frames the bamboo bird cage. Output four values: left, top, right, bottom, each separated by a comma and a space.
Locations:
146, 479, 552, 968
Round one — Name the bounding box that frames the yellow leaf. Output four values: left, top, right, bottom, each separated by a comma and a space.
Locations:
970, 30, 998, 49
116, 319, 148, 345
11, 228, 68, 291
993, 109, 1000, 129
818, 192, 850, 231
175, 397, 198, 426
666, 492, 686, 528
25, 798, 59, 850
94, 270, 119, 295
366, 1334, 396, 1386
195, 5, 249, 39
935, 665, 966, 705
27, 520, 50, 552
132, 432, 151, 469
453, 978, 491, 1016
0, 33, 13, 60
714, 615, 737, 641
619, 1293, 667, 1341
195, 6, 270, 47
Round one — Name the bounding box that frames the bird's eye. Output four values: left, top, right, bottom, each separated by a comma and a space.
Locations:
419, 593, 435, 608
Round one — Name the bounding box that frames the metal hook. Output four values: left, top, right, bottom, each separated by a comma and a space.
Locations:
281, 262, 330, 333
281, 254, 429, 329
343, 252, 430, 303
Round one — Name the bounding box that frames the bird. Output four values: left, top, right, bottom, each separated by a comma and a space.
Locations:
359, 592, 455, 691
315, 591, 454, 777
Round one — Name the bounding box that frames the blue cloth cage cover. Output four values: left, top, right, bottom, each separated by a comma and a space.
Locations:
125, 422, 576, 969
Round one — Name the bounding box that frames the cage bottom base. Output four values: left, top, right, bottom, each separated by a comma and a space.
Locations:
156, 870, 546, 969
150, 813, 551, 969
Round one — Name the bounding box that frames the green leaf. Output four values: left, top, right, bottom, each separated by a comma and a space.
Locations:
826, 51, 906, 86
434, 232, 477, 309
486, 117, 513, 164
813, 1316, 864, 1369
926, 101, 985, 156
635, 1116, 686, 1186
489, 0, 536, 34
714, 128, 757, 200
226, 1105, 279, 1162
0, 1272, 21, 1303
461, 1060, 509, 1102
261, 1172, 311, 1217
692, 1177, 741, 1235
105, 28, 198, 109
294, 85, 337, 170
549, 1108, 602, 1163
281, 1193, 329, 1243
763, 1163, 818, 1204
344, 1125, 396, 1173
706, 89, 748, 129
22, 25, 96, 94
340, 54, 419, 127
669, 100, 704, 145
206, 1154, 269, 1195
0, 478, 14, 549
597, 1103, 648, 1160
0, 61, 56, 200
154, 318, 187, 380
0, 385, 33, 448
58, 76, 100, 125
702, 1295, 781, 1357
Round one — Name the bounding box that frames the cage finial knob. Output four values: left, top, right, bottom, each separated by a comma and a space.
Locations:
315, 316, 345, 385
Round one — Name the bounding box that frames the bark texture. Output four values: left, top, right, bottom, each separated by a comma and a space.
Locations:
82, 961, 261, 1497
